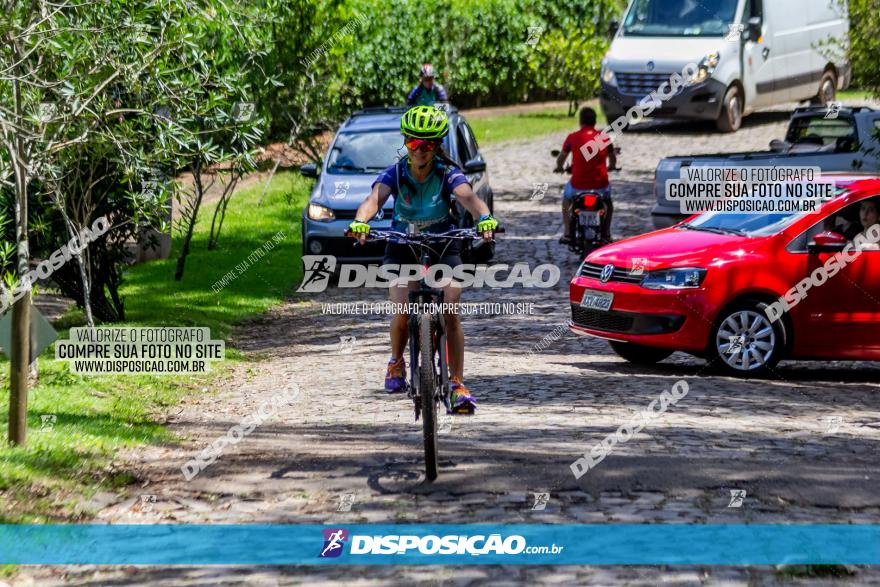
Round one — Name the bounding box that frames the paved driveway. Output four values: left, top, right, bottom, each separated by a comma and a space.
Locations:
23, 105, 880, 586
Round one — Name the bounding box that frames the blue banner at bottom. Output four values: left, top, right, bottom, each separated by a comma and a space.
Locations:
1, 524, 878, 565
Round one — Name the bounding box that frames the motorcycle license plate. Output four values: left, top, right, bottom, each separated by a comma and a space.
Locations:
580, 212, 600, 227
581, 289, 614, 312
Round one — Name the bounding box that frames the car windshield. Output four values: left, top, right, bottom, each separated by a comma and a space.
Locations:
327, 131, 404, 173
623, 0, 739, 37
326, 130, 453, 173
683, 211, 806, 237
682, 186, 849, 236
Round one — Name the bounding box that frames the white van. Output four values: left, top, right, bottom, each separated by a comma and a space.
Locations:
599, 0, 851, 132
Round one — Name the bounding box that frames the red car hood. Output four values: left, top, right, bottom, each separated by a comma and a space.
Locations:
586, 228, 768, 270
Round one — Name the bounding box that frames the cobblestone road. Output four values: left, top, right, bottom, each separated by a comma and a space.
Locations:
20, 104, 880, 586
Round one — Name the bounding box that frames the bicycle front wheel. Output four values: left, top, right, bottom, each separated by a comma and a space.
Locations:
419, 312, 439, 481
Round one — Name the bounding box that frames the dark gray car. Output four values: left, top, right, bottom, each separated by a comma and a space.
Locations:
300, 105, 494, 263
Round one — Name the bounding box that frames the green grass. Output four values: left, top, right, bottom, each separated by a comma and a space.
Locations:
839, 88, 877, 103
469, 105, 606, 145
0, 170, 310, 523
120, 171, 308, 338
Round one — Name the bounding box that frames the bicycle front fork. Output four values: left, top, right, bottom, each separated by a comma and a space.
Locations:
407, 288, 448, 420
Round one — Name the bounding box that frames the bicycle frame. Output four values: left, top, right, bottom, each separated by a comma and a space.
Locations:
346, 225, 498, 480
406, 238, 452, 420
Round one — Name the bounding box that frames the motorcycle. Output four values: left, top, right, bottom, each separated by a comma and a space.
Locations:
551, 148, 620, 256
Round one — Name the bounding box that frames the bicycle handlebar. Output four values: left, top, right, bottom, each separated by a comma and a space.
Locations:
344, 226, 504, 242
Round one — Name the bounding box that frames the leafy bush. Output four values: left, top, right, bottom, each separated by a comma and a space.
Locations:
332, 0, 620, 112
846, 0, 880, 98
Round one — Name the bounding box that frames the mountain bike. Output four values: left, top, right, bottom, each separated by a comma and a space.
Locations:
346, 225, 500, 481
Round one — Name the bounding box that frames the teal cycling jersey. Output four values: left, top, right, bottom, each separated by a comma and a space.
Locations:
373, 155, 470, 234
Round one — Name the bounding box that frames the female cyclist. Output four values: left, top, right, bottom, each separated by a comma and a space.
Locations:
348, 105, 498, 414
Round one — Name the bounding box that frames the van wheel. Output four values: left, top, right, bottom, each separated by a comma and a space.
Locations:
708, 301, 785, 378
609, 341, 674, 365
716, 86, 743, 133
810, 71, 837, 106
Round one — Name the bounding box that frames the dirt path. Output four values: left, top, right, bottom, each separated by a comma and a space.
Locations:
21, 101, 880, 586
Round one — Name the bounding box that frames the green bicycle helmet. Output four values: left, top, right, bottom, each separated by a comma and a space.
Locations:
400, 105, 449, 140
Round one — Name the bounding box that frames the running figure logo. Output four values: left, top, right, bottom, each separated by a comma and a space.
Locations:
530, 182, 548, 201
824, 101, 843, 120
531, 492, 550, 511
629, 257, 648, 276
727, 335, 746, 354
319, 528, 349, 558
298, 255, 337, 293
727, 489, 746, 508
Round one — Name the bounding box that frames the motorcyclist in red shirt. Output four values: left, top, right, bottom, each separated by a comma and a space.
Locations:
555, 107, 618, 244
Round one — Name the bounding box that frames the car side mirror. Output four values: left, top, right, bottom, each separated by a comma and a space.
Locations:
744, 17, 762, 42
769, 139, 788, 152
463, 158, 486, 174
608, 19, 619, 38
808, 231, 847, 253
299, 163, 318, 178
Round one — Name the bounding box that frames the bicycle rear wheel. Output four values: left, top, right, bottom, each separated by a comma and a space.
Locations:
419, 312, 439, 481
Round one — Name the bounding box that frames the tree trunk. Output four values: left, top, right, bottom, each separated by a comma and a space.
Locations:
257, 159, 281, 207
58, 211, 95, 327
174, 158, 204, 281
208, 170, 239, 250
52, 263, 121, 323
9, 294, 30, 446
7, 67, 29, 446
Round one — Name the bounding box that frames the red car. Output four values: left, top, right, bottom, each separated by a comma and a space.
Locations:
569, 177, 880, 377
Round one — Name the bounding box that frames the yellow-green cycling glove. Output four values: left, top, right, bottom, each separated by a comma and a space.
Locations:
349, 220, 370, 236
477, 214, 498, 233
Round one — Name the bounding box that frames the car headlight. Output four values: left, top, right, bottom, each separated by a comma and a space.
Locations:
641, 268, 707, 290
308, 203, 335, 221
687, 52, 720, 85
601, 64, 617, 86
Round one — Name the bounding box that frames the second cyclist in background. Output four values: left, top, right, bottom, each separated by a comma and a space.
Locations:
407, 64, 449, 107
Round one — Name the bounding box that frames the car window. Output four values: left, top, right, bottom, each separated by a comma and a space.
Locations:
744, 0, 762, 20
787, 196, 880, 252
785, 116, 857, 150
455, 125, 472, 165
463, 123, 480, 160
